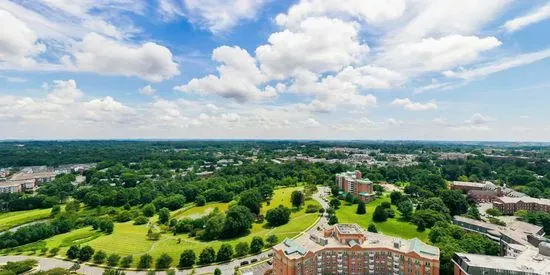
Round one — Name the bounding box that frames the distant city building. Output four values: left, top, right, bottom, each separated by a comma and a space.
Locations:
272, 224, 440, 275
10, 171, 56, 185
452, 216, 550, 274
335, 171, 375, 202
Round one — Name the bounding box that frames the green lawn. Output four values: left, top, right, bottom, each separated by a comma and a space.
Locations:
172, 202, 229, 220
335, 195, 430, 242
36, 186, 320, 267
0, 208, 51, 232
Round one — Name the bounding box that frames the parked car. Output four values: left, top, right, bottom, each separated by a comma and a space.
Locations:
267, 252, 274, 257
268, 260, 273, 265
240, 261, 249, 266
251, 258, 258, 263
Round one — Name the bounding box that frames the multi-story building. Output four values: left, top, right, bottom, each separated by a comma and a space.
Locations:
10, 171, 56, 185
493, 196, 550, 214
452, 216, 550, 274
335, 171, 375, 202
0, 179, 38, 193
451, 181, 504, 203
453, 243, 550, 275
272, 224, 440, 275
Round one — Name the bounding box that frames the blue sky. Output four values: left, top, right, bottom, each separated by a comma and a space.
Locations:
1, 0, 549, 141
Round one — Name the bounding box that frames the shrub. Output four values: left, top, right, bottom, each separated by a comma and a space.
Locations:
93, 250, 107, 264
356, 201, 366, 214
305, 204, 320, 213
138, 254, 153, 269
120, 255, 133, 268
78, 246, 95, 262
367, 224, 378, 233
216, 244, 233, 262
235, 242, 250, 257
107, 254, 121, 267
133, 216, 149, 225
250, 236, 264, 254
199, 247, 216, 265
179, 249, 195, 269
66, 245, 79, 259
266, 235, 278, 247
156, 253, 173, 269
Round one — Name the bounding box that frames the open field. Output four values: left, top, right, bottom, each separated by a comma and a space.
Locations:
335, 195, 430, 242
14, 186, 320, 267
0, 208, 51, 232
172, 202, 229, 220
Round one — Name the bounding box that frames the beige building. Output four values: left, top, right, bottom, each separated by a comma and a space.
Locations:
272, 224, 440, 275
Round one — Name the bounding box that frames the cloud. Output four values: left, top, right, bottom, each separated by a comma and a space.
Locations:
159, 0, 269, 33
0, 10, 46, 68
256, 17, 369, 79
467, 113, 491, 125
68, 33, 179, 82
139, 85, 157, 95
387, 0, 512, 41
390, 98, 438, 111
444, 48, 550, 80
46, 80, 84, 105
275, 0, 406, 28
503, 3, 550, 32
174, 46, 274, 102
379, 35, 501, 73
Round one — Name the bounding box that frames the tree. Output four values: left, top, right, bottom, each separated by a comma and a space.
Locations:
397, 200, 414, 220
330, 185, 339, 197
50, 205, 61, 217
367, 224, 378, 233
93, 250, 107, 264
328, 215, 338, 225
133, 216, 149, 225
222, 205, 254, 238
235, 242, 250, 257
103, 269, 126, 275
467, 206, 481, 220
356, 201, 366, 214
266, 235, 279, 247
199, 247, 216, 265
266, 205, 291, 226
107, 254, 121, 267
65, 201, 81, 212
179, 249, 195, 269
250, 236, 264, 254
216, 244, 233, 262
78, 246, 95, 261
195, 195, 206, 206
344, 193, 355, 204
238, 188, 263, 215
419, 197, 450, 217
372, 205, 388, 222
120, 255, 133, 268
158, 207, 170, 224
142, 204, 156, 217
486, 208, 502, 216
201, 215, 224, 240
329, 199, 341, 209
390, 191, 403, 205
66, 245, 80, 259
99, 220, 114, 234
138, 254, 153, 269
291, 191, 305, 208
440, 190, 469, 216
214, 268, 222, 275
156, 253, 173, 269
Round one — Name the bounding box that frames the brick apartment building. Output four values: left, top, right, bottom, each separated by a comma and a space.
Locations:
450, 181, 503, 203
335, 171, 375, 202
493, 196, 550, 215
272, 224, 440, 275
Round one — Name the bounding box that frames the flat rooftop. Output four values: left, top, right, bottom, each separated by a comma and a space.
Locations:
336, 224, 363, 235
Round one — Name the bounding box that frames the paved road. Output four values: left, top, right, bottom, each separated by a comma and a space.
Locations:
0, 187, 331, 275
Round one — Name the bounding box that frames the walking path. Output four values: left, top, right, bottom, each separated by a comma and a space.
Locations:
0, 187, 331, 275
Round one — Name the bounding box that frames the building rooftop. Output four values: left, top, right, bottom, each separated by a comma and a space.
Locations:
452, 181, 487, 188
10, 171, 56, 181
274, 224, 439, 260
455, 249, 550, 273
335, 224, 363, 235
495, 196, 550, 206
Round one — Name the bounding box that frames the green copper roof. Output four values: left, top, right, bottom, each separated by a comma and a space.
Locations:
283, 238, 307, 256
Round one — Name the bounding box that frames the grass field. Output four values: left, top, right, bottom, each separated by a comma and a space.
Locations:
0, 208, 51, 232
335, 195, 430, 242
33, 186, 321, 267
172, 202, 229, 220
